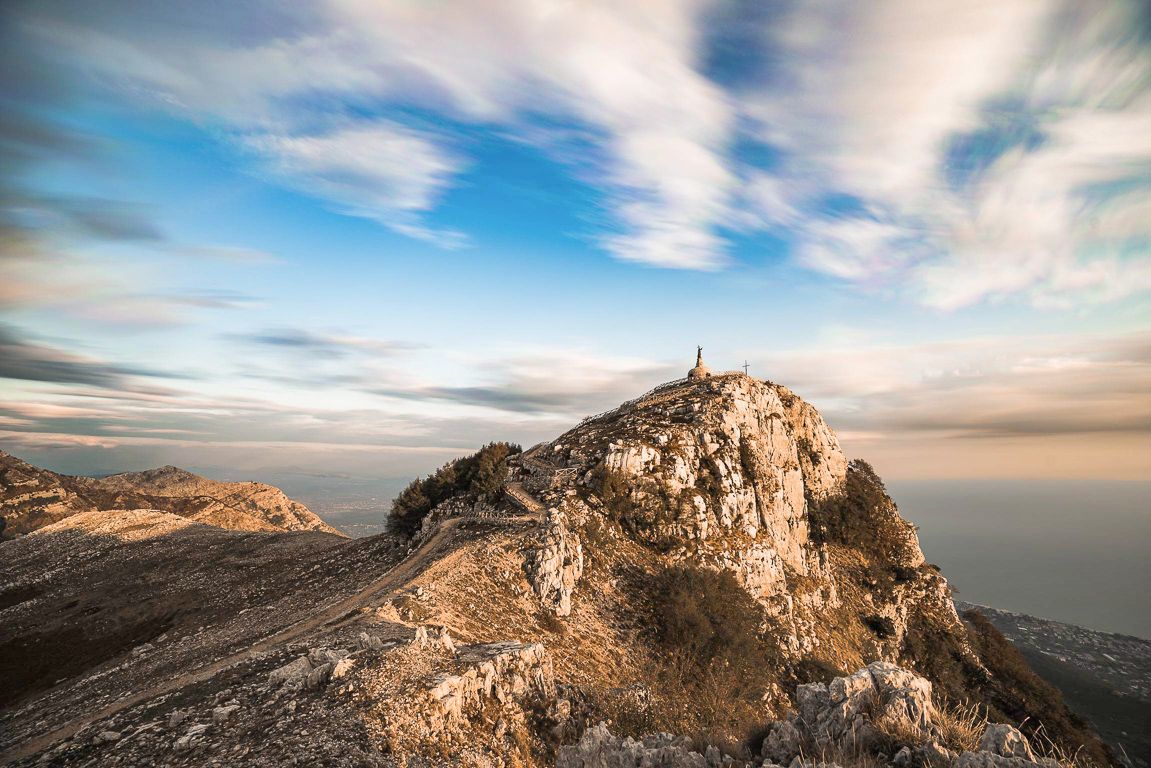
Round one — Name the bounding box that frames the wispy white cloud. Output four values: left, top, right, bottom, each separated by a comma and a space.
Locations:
245, 121, 466, 246
29, 0, 737, 268
742, 0, 1151, 309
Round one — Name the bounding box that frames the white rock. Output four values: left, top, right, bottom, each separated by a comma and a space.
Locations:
212, 705, 239, 723
268, 656, 313, 687
979, 724, 1036, 761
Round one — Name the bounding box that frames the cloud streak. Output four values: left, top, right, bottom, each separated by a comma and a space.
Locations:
245, 121, 467, 246
742, 0, 1151, 309
0, 324, 174, 388
756, 330, 1151, 439
27, 0, 737, 268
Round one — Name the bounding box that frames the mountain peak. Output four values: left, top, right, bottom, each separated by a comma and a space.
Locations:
0, 374, 1113, 767
522, 372, 848, 551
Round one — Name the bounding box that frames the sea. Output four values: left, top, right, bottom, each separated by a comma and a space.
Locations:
889, 479, 1151, 640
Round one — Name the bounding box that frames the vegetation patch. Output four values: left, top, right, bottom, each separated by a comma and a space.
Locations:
642, 565, 782, 755
388, 442, 521, 537
809, 459, 921, 586
862, 614, 897, 639
591, 466, 684, 549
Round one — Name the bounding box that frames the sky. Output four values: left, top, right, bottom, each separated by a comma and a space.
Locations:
1, 0, 1149, 485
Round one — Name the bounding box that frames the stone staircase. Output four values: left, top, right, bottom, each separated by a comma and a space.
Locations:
502, 482, 545, 515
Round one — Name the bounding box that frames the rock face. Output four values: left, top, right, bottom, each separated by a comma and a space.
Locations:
793, 662, 936, 753
508, 374, 962, 661
0, 451, 341, 536
425, 641, 555, 727
524, 509, 585, 616
557, 723, 719, 768
551, 376, 847, 558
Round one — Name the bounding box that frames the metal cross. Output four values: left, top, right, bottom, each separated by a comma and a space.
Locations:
742, 360, 750, 375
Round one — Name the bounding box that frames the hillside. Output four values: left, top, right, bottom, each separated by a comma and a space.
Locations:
959, 602, 1151, 766
0, 451, 342, 537
0, 374, 1112, 767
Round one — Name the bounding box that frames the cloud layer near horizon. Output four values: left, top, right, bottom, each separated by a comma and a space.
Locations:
3, 325, 1149, 481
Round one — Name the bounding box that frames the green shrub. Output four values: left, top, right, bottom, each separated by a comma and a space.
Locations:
388, 442, 521, 537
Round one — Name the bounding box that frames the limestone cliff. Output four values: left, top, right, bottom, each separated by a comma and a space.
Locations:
510, 373, 965, 665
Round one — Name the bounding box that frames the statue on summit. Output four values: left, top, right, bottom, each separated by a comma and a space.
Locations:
687, 346, 712, 380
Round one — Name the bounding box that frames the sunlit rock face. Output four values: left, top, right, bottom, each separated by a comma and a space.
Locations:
516, 373, 953, 659
0, 451, 342, 537
530, 374, 848, 586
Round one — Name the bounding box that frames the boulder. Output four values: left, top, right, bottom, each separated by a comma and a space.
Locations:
761, 719, 803, 764
212, 705, 239, 723
791, 662, 935, 753
524, 509, 584, 616
979, 724, 1035, 761
268, 656, 313, 687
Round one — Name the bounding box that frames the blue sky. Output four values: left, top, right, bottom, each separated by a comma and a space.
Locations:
1, 0, 1149, 483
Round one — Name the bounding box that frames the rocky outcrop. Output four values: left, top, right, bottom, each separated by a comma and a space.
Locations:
557, 723, 725, 768
524, 508, 584, 616
0, 450, 341, 536
761, 663, 1058, 768
785, 662, 937, 754
425, 641, 556, 727
512, 374, 962, 662
569, 664, 1061, 768
550, 376, 847, 563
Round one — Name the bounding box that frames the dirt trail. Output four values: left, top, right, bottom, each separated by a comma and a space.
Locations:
2, 519, 467, 763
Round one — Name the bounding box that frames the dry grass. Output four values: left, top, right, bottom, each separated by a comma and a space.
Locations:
1026, 720, 1109, 768
933, 700, 988, 753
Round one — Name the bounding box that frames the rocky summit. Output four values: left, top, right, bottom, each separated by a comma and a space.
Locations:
0, 373, 1113, 767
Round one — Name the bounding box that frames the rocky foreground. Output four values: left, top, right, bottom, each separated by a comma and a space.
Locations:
561, 662, 1069, 768
0, 374, 1114, 766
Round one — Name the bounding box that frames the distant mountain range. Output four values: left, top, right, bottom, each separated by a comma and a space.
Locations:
0, 450, 343, 537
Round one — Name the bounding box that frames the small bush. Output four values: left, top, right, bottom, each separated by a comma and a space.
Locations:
597, 467, 637, 520
862, 614, 897, 639
933, 700, 988, 753
892, 565, 919, 583
653, 567, 763, 666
